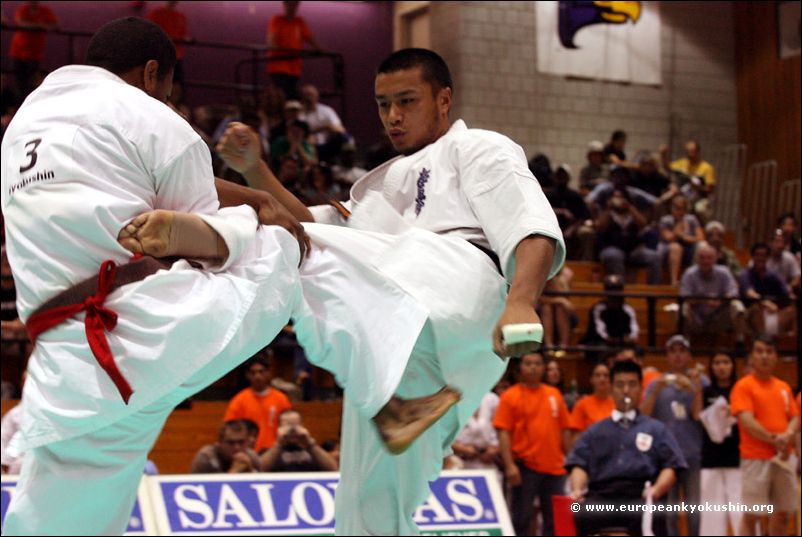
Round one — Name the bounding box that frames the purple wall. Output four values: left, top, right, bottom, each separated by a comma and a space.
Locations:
1, 1, 393, 147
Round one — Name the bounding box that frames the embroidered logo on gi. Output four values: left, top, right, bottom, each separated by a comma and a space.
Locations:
635, 432, 653, 452
414, 168, 430, 216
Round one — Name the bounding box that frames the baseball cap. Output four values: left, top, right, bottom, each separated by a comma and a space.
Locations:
284, 100, 302, 110
665, 334, 690, 350
588, 140, 604, 153
603, 274, 624, 290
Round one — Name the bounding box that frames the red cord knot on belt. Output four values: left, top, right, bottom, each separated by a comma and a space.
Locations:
27, 260, 133, 404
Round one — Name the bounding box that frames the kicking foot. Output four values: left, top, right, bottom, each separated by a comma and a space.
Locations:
373, 386, 462, 455
118, 210, 228, 261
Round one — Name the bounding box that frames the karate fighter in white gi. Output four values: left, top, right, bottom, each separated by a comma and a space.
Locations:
128, 48, 566, 535
0, 18, 429, 536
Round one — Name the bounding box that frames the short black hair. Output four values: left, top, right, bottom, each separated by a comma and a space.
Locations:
750, 242, 770, 256
777, 212, 798, 226
611, 130, 627, 142
218, 419, 250, 440
751, 334, 776, 351
610, 359, 642, 383
244, 353, 270, 372
377, 48, 453, 94
86, 17, 176, 79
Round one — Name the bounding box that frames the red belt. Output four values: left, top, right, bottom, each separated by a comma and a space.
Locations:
26, 256, 171, 404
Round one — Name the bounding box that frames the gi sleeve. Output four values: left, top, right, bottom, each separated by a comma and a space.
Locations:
455, 133, 565, 281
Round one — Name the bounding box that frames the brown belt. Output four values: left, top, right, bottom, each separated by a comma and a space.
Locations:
26, 255, 172, 404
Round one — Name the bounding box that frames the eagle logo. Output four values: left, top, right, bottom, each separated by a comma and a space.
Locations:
559, 1, 642, 49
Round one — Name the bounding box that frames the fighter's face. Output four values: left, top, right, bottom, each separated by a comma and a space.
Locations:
375, 67, 451, 156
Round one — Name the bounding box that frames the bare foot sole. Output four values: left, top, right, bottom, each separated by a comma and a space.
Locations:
372, 386, 462, 455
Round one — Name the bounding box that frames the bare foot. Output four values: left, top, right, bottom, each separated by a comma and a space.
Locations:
118, 210, 175, 257
372, 386, 461, 455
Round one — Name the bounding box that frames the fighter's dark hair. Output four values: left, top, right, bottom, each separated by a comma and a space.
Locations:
751, 334, 776, 351
86, 17, 176, 79
377, 48, 453, 94
610, 359, 643, 383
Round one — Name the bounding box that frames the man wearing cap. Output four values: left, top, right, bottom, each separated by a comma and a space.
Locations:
642, 334, 708, 536
579, 140, 609, 194
545, 163, 595, 260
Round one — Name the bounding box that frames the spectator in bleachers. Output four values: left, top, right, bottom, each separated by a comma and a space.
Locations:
581, 274, 640, 349
629, 150, 676, 202
266, 1, 320, 99
642, 334, 707, 536
578, 140, 609, 194
332, 141, 366, 187
528, 153, 554, 189
270, 118, 316, 171
730, 336, 798, 536
302, 162, 344, 206
680, 243, 747, 350
585, 165, 658, 218
659, 194, 704, 286
767, 229, 801, 296
608, 344, 661, 393
596, 185, 662, 284
699, 353, 742, 537
275, 154, 306, 199
777, 212, 801, 259
259, 408, 338, 472
546, 164, 595, 261
494, 353, 571, 536
740, 242, 796, 338
538, 267, 576, 352
321, 438, 340, 466
603, 129, 637, 169
190, 420, 262, 473
704, 220, 742, 279
567, 360, 686, 537
269, 99, 302, 141
660, 140, 716, 222
299, 83, 348, 163
8, 1, 59, 99
146, 1, 189, 85
260, 85, 286, 140
450, 392, 500, 472
569, 362, 614, 435
223, 355, 292, 453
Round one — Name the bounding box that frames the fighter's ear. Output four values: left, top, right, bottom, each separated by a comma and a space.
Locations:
438, 86, 452, 116
142, 60, 160, 94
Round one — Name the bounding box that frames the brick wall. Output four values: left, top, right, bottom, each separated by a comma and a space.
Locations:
428, 1, 737, 185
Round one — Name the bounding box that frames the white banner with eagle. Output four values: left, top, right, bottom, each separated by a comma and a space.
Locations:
536, 1, 661, 85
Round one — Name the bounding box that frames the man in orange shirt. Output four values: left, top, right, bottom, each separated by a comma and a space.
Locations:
730, 335, 799, 536
8, 1, 59, 98
147, 1, 189, 85
494, 352, 572, 536
266, 1, 320, 100
570, 362, 615, 436
223, 354, 292, 453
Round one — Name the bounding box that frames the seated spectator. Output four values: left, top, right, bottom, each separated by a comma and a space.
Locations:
275, 155, 306, 199
270, 118, 317, 171
581, 274, 640, 349
602, 129, 637, 169
629, 150, 675, 202
269, 98, 303, 141
777, 212, 801, 259
302, 162, 344, 206
259, 409, 338, 472
494, 353, 572, 537
191, 420, 261, 473
660, 140, 716, 222
569, 362, 614, 435
680, 243, 746, 350
658, 194, 704, 286
585, 165, 658, 218
331, 141, 366, 188
740, 242, 796, 337
641, 334, 708, 536
567, 360, 686, 536
260, 84, 286, 139
528, 152, 553, 189
578, 140, 609, 194
299, 83, 347, 163
546, 164, 595, 261
730, 336, 799, 536
450, 392, 500, 472
705, 220, 742, 279
596, 185, 661, 284
321, 438, 340, 466
767, 229, 801, 296
223, 354, 292, 453
538, 267, 577, 351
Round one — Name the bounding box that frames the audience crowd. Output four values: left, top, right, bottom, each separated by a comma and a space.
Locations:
1, 3, 800, 536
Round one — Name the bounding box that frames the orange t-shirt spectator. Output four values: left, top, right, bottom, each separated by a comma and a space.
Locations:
570, 394, 615, 432
223, 356, 292, 452
9, 2, 59, 62
147, 2, 188, 59
265, 2, 320, 100
730, 373, 798, 460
